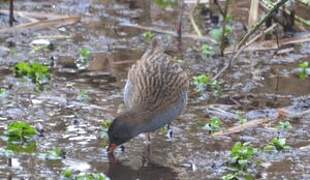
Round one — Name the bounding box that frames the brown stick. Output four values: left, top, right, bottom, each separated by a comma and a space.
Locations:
213, 107, 310, 137
9, 0, 14, 27
212, 24, 277, 80
189, 3, 202, 37
219, 0, 230, 56
212, 118, 271, 137
122, 23, 217, 43
236, 0, 289, 49
0, 16, 80, 34
225, 31, 310, 53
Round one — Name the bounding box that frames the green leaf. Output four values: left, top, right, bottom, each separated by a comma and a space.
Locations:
101, 119, 112, 130
80, 48, 91, 60
38, 147, 65, 160
209, 26, 233, 42
193, 74, 210, 85
14, 62, 50, 88
6, 141, 37, 154
277, 121, 292, 131
265, 137, 290, 151
143, 31, 156, 42
62, 168, 73, 178
298, 61, 309, 68
6, 121, 38, 142
201, 44, 214, 57
203, 116, 222, 132
76, 172, 109, 180
230, 142, 257, 168
0, 88, 7, 97
222, 173, 238, 180
154, 0, 177, 8
15, 62, 32, 77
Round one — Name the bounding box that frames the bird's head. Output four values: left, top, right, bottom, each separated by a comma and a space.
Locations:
107, 111, 150, 153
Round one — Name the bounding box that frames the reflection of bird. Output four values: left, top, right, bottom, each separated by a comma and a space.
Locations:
107, 40, 189, 153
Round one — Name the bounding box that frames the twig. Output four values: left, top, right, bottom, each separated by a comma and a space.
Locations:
0, 16, 80, 34
121, 23, 217, 43
260, 0, 310, 27
213, 107, 310, 137
9, 0, 14, 27
236, 0, 289, 49
248, 0, 259, 27
219, 0, 230, 56
177, 0, 185, 52
189, 3, 202, 37
224, 31, 310, 53
212, 24, 277, 80
212, 118, 271, 137
214, 0, 225, 16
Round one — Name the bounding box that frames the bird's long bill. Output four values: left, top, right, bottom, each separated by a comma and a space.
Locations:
107, 143, 117, 153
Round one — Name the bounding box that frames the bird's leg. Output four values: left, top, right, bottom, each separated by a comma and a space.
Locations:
147, 133, 151, 143
9, 0, 15, 27
142, 141, 151, 167
120, 145, 125, 152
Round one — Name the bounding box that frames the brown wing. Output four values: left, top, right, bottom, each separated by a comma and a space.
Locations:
126, 44, 189, 113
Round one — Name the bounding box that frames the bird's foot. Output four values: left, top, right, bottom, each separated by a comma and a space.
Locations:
166, 124, 173, 141
120, 145, 125, 152
166, 128, 173, 141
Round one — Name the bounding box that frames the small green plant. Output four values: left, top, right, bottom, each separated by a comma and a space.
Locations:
222, 173, 237, 180
77, 48, 92, 70
100, 119, 113, 147
264, 137, 290, 152
222, 172, 254, 180
62, 168, 73, 178
277, 121, 292, 131
210, 25, 233, 42
154, 0, 177, 8
76, 172, 109, 180
61, 170, 109, 180
209, 80, 223, 96
38, 147, 65, 160
77, 90, 90, 102
193, 74, 223, 96
6, 121, 38, 142
201, 44, 214, 57
231, 142, 257, 170
193, 74, 210, 86
143, 31, 155, 42
80, 48, 91, 60
237, 112, 247, 125
160, 126, 169, 135
222, 142, 257, 180
6, 141, 37, 154
101, 119, 112, 130
14, 62, 50, 89
298, 61, 309, 80
203, 116, 222, 133
0, 88, 7, 97
193, 74, 210, 92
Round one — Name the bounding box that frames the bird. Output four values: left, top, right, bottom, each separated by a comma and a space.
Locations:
107, 40, 189, 153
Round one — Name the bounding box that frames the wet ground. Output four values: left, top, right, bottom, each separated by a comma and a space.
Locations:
0, 0, 310, 179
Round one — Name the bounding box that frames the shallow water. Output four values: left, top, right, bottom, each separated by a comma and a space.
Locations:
0, 0, 310, 179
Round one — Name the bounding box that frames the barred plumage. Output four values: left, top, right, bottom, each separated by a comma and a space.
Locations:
125, 44, 189, 113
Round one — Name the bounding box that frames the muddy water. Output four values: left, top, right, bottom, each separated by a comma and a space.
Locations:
0, 0, 310, 179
